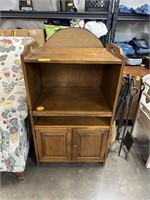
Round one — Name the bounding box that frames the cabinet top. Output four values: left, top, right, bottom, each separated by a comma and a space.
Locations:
23, 47, 122, 64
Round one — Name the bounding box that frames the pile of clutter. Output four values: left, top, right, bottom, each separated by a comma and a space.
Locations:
115, 33, 150, 65
119, 4, 150, 15
115, 33, 150, 57
44, 19, 108, 39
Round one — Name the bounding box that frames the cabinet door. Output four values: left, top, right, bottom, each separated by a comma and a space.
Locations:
36, 128, 72, 162
73, 128, 109, 162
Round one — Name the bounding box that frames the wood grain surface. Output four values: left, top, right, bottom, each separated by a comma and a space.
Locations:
24, 47, 122, 64
33, 87, 112, 117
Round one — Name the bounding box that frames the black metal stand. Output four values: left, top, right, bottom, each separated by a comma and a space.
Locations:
114, 75, 139, 160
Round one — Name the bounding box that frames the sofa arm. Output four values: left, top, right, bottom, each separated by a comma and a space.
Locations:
1, 79, 28, 120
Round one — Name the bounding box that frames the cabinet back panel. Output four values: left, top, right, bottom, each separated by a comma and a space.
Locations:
41, 64, 103, 88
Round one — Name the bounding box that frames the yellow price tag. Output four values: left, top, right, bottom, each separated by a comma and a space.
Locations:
2, 100, 13, 106
38, 58, 51, 62
14, 31, 16, 36
27, 0, 31, 5
136, 76, 141, 81
28, 29, 33, 34
68, 3, 73, 6
140, 64, 145, 67
29, 29, 36, 35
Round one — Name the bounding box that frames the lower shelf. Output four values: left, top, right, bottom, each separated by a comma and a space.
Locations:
33, 87, 112, 117
35, 116, 110, 128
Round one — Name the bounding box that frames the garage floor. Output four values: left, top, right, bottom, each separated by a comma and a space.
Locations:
1, 135, 150, 200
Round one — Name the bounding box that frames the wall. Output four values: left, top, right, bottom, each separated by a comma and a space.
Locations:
0, 0, 18, 10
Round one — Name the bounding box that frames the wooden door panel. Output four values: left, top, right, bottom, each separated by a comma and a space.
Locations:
73, 128, 109, 161
78, 134, 102, 157
43, 133, 66, 157
36, 128, 72, 161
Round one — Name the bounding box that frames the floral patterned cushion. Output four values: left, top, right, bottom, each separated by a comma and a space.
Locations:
0, 37, 34, 102
0, 37, 33, 173
1, 78, 28, 120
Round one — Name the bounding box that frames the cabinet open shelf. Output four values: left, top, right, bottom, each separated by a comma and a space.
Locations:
35, 116, 110, 128
33, 87, 112, 117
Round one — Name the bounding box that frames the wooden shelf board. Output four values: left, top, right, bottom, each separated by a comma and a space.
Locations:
33, 87, 112, 117
123, 66, 149, 77
25, 47, 122, 64
35, 116, 110, 129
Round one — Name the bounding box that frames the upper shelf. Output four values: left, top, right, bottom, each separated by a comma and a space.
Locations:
0, 10, 109, 20
117, 13, 149, 21
24, 47, 122, 64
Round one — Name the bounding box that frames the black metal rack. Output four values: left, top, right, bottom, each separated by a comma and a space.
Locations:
0, 0, 114, 45
110, 0, 149, 43
1, 1, 148, 44
117, 13, 149, 21
0, 10, 109, 20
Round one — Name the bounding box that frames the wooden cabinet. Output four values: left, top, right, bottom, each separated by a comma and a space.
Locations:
35, 125, 109, 162
21, 34, 124, 165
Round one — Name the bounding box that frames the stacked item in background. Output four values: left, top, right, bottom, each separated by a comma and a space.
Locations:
43, 0, 109, 39
1, 0, 109, 42
44, 19, 70, 38
115, 33, 150, 66
119, 4, 150, 15
44, 19, 108, 39
28, 0, 110, 12
0, 0, 110, 12
0, 29, 45, 47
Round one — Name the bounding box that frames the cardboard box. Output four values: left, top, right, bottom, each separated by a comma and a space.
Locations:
13, 29, 28, 36
0, 29, 13, 36
28, 29, 45, 47
0, 29, 45, 47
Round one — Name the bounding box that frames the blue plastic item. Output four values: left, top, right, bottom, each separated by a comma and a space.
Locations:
115, 42, 135, 56
133, 4, 150, 15
137, 48, 150, 54
129, 38, 150, 49
119, 5, 132, 14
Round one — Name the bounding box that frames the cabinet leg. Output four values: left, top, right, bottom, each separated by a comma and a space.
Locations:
14, 171, 25, 181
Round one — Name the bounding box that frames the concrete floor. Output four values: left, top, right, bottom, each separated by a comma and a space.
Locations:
0, 136, 150, 200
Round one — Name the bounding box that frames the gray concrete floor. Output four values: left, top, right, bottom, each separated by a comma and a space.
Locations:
1, 136, 150, 200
